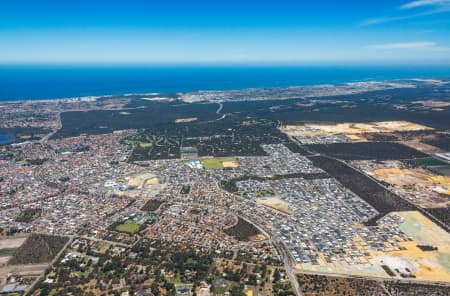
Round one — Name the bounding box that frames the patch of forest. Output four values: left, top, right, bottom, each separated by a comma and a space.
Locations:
305, 142, 427, 160
8, 234, 69, 265
297, 273, 450, 296
224, 217, 261, 241
141, 199, 164, 212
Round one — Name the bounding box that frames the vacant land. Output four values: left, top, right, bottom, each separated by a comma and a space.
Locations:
306, 142, 427, 160
282, 121, 433, 137
256, 197, 293, 215
224, 217, 262, 241
0, 237, 27, 250
370, 211, 450, 283
369, 168, 450, 196
8, 234, 69, 265
127, 173, 159, 188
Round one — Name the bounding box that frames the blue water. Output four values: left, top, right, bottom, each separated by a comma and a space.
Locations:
1, 65, 450, 101
0, 132, 12, 144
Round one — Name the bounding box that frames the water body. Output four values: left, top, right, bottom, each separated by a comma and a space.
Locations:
0, 132, 13, 145
1, 65, 450, 101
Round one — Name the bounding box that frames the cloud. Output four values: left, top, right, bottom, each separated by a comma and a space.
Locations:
362, 15, 416, 26
401, 0, 450, 9
367, 42, 436, 49
362, 0, 450, 25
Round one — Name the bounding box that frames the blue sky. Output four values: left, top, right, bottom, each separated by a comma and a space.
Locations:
1, 0, 450, 64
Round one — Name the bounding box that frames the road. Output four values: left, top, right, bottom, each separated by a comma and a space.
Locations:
40, 112, 61, 144
274, 240, 303, 296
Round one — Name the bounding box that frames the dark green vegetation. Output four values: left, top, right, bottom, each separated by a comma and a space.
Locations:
411, 157, 450, 167
124, 134, 181, 160
427, 207, 450, 229
122, 116, 302, 161
305, 142, 427, 160
297, 273, 450, 296
220, 180, 239, 193
0, 248, 17, 256
256, 189, 275, 197
423, 134, 450, 151
34, 239, 213, 295
0, 127, 50, 144
34, 238, 291, 296
8, 234, 69, 265
141, 199, 164, 212
224, 217, 261, 241
409, 157, 450, 177
53, 102, 219, 138
53, 83, 450, 162
14, 208, 42, 222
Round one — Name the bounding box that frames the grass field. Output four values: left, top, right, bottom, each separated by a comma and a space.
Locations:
413, 157, 450, 167
201, 157, 238, 169
0, 248, 17, 257
115, 223, 140, 234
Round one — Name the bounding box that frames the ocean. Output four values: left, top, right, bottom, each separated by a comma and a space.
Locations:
1, 65, 450, 101
0, 132, 12, 145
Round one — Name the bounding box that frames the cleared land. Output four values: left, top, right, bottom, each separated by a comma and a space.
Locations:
296, 211, 450, 283
127, 173, 159, 189
369, 168, 450, 195
282, 121, 433, 137
256, 197, 293, 215
372, 211, 450, 283
0, 237, 27, 250
175, 117, 197, 123
403, 141, 444, 154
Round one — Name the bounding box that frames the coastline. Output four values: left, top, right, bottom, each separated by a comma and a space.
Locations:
0, 77, 445, 104
1, 65, 450, 101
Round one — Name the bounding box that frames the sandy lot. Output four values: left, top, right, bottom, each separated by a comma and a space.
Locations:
175, 117, 198, 123
403, 141, 444, 154
371, 211, 450, 283
369, 168, 450, 195
282, 121, 433, 137
296, 211, 450, 283
256, 197, 293, 215
127, 173, 159, 188
0, 237, 27, 249
413, 100, 450, 108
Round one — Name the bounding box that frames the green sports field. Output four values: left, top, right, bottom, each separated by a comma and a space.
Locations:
201, 157, 236, 169
115, 223, 140, 234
